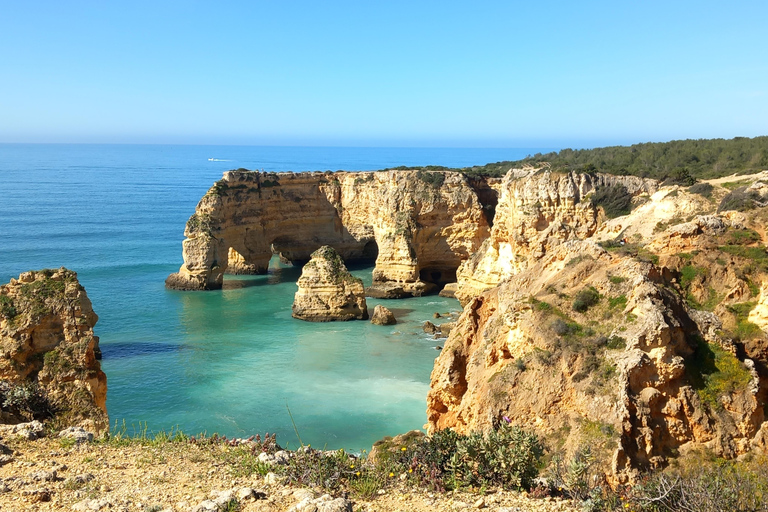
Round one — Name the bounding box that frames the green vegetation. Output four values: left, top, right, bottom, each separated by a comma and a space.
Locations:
310, 246, 360, 285
416, 169, 446, 187
573, 287, 600, 312
718, 186, 765, 212
685, 336, 752, 411
590, 184, 633, 218
185, 212, 213, 235
94, 421, 543, 496
677, 264, 721, 311
0, 294, 17, 319
9, 271, 79, 321
0, 381, 54, 421
206, 179, 228, 196
463, 136, 768, 180
566, 255, 594, 267
607, 295, 627, 310
688, 182, 714, 198
726, 228, 761, 245
726, 302, 763, 341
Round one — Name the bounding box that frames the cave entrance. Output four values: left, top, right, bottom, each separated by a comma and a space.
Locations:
419, 266, 457, 285
361, 240, 379, 263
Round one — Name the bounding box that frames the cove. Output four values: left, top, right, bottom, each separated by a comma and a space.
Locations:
104, 258, 459, 450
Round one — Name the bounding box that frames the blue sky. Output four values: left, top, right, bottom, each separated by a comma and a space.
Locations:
1, 1, 766, 147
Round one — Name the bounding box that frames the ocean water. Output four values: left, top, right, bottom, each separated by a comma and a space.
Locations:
0, 144, 550, 451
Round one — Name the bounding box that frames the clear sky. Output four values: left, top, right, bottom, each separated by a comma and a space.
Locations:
1, 1, 766, 147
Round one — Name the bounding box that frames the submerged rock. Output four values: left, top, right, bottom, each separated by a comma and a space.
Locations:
292, 246, 368, 322
370, 305, 397, 325
422, 321, 439, 334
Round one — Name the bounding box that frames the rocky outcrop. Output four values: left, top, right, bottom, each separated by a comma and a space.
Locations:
428, 206, 768, 482
0, 269, 107, 432
456, 169, 657, 304
370, 305, 396, 325
166, 169, 490, 296
292, 246, 368, 322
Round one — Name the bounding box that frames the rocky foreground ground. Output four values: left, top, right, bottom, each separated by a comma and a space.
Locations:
0, 428, 577, 512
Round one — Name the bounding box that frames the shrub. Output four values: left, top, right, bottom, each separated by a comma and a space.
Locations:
718, 186, 763, 212
416, 169, 446, 187
606, 336, 626, 350
662, 167, 696, 186
0, 295, 17, 319
590, 184, 632, 218
630, 459, 768, 512
0, 381, 54, 421
685, 337, 752, 410
281, 448, 356, 491
573, 287, 600, 312
688, 182, 713, 198
446, 423, 543, 490
725, 228, 761, 245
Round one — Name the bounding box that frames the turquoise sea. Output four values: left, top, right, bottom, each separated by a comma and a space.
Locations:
0, 144, 550, 451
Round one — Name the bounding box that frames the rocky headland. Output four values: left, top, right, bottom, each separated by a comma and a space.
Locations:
0, 268, 107, 433
430, 170, 768, 483
165, 169, 491, 297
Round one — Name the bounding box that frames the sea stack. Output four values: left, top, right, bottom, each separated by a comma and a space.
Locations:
0, 268, 108, 432
292, 246, 368, 322
370, 305, 397, 325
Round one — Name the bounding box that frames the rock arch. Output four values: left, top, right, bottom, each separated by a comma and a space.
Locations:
165, 170, 491, 295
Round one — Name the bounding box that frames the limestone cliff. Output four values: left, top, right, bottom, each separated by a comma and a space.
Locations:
0, 269, 107, 432
456, 169, 658, 304
428, 185, 768, 482
166, 170, 490, 296
292, 246, 368, 321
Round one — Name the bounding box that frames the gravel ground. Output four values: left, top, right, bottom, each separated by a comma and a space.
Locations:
0, 435, 580, 512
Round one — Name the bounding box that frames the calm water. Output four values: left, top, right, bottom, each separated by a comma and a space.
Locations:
0, 144, 550, 450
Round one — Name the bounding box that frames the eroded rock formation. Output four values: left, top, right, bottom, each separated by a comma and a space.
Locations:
292, 246, 368, 321
370, 305, 396, 325
0, 269, 107, 432
166, 170, 491, 296
455, 169, 658, 304
428, 189, 768, 482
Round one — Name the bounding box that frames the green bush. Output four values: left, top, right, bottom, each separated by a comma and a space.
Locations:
590, 185, 632, 218
688, 182, 713, 198
0, 295, 17, 319
0, 381, 54, 421
685, 337, 752, 410
416, 169, 446, 187
573, 287, 600, 312
445, 423, 543, 490
630, 459, 768, 512
662, 167, 696, 186
718, 186, 763, 212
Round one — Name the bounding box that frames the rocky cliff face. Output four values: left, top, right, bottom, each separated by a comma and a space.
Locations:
166, 170, 490, 296
428, 182, 768, 482
455, 169, 658, 304
0, 269, 107, 432
292, 246, 368, 321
